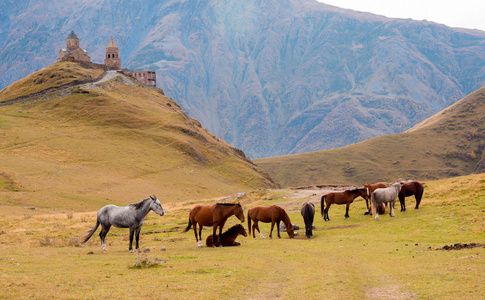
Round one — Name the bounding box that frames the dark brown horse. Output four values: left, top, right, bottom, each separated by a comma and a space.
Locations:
205, 224, 247, 247
398, 181, 424, 211
301, 202, 315, 238
321, 188, 367, 221
363, 182, 388, 214
248, 205, 295, 239
183, 203, 245, 248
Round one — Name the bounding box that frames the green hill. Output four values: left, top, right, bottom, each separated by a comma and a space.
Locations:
0, 62, 276, 212
255, 86, 485, 187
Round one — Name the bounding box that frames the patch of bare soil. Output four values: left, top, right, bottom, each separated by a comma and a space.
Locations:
437, 242, 484, 250
366, 285, 416, 300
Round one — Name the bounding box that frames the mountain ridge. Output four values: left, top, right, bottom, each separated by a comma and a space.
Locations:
1, 0, 485, 158
254, 84, 485, 186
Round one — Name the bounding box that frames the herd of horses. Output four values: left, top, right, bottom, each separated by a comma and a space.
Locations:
81, 181, 424, 251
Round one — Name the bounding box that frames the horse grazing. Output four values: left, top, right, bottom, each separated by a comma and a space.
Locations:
398, 181, 424, 211
248, 205, 295, 239
301, 202, 315, 238
363, 182, 388, 214
183, 203, 245, 248
371, 182, 403, 220
320, 188, 367, 221
205, 224, 247, 247
81, 195, 165, 252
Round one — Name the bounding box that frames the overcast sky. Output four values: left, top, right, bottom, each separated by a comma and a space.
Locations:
319, 0, 485, 31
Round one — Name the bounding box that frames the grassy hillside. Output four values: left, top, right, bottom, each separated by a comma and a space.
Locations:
0, 173, 483, 298
0, 62, 276, 212
255, 86, 485, 187
0, 62, 105, 102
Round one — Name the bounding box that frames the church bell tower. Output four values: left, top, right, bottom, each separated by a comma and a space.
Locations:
104, 38, 121, 70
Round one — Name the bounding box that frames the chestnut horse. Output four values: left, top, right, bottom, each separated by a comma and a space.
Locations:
183, 203, 245, 248
205, 224, 247, 247
363, 182, 388, 214
398, 181, 424, 211
301, 202, 315, 238
248, 205, 295, 239
321, 188, 367, 221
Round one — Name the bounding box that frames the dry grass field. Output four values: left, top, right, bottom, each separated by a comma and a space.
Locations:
1, 173, 483, 299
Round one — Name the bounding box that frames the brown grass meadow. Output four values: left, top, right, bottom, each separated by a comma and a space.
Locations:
1, 173, 484, 299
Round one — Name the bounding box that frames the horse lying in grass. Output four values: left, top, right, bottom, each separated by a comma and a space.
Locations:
81, 195, 165, 252
205, 224, 247, 247
321, 188, 367, 221
248, 205, 295, 239
301, 202, 315, 238
371, 183, 403, 220
398, 181, 424, 211
183, 203, 245, 248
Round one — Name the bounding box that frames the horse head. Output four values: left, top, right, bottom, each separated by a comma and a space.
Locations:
149, 195, 165, 216
234, 203, 245, 223
236, 224, 248, 237
286, 223, 295, 238
391, 182, 403, 193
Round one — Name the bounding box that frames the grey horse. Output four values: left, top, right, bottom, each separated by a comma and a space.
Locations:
371, 183, 403, 220
82, 195, 165, 252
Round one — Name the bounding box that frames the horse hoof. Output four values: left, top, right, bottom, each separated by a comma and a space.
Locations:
363, 211, 370, 215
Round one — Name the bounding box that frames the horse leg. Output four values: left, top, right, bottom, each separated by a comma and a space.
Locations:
399, 195, 406, 212
197, 225, 204, 248
364, 197, 371, 215
99, 224, 111, 251
276, 221, 281, 238
390, 201, 395, 217
253, 221, 259, 239
415, 191, 423, 209
212, 224, 218, 247
324, 203, 331, 221
256, 221, 265, 238
345, 203, 350, 218
128, 227, 135, 253
268, 221, 274, 239
135, 226, 142, 250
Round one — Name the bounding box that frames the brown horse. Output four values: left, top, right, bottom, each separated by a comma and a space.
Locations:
321, 188, 367, 221
183, 203, 245, 248
363, 182, 388, 214
398, 181, 424, 211
205, 224, 247, 247
248, 205, 295, 239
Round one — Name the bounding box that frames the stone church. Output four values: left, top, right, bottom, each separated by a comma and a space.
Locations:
58, 31, 156, 85
58, 31, 91, 63
58, 30, 120, 70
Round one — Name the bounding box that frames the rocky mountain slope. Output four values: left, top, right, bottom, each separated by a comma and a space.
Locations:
0, 62, 276, 210
255, 85, 485, 187
1, 0, 485, 158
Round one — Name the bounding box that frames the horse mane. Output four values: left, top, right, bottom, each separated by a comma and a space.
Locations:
282, 211, 292, 228
347, 188, 365, 193
215, 203, 241, 207
129, 197, 150, 210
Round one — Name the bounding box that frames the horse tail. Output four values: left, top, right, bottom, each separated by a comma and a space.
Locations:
81, 219, 100, 244
320, 195, 326, 216
247, 210, 252, 233
371, 192, 377, 216
183, 218, 192, 232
